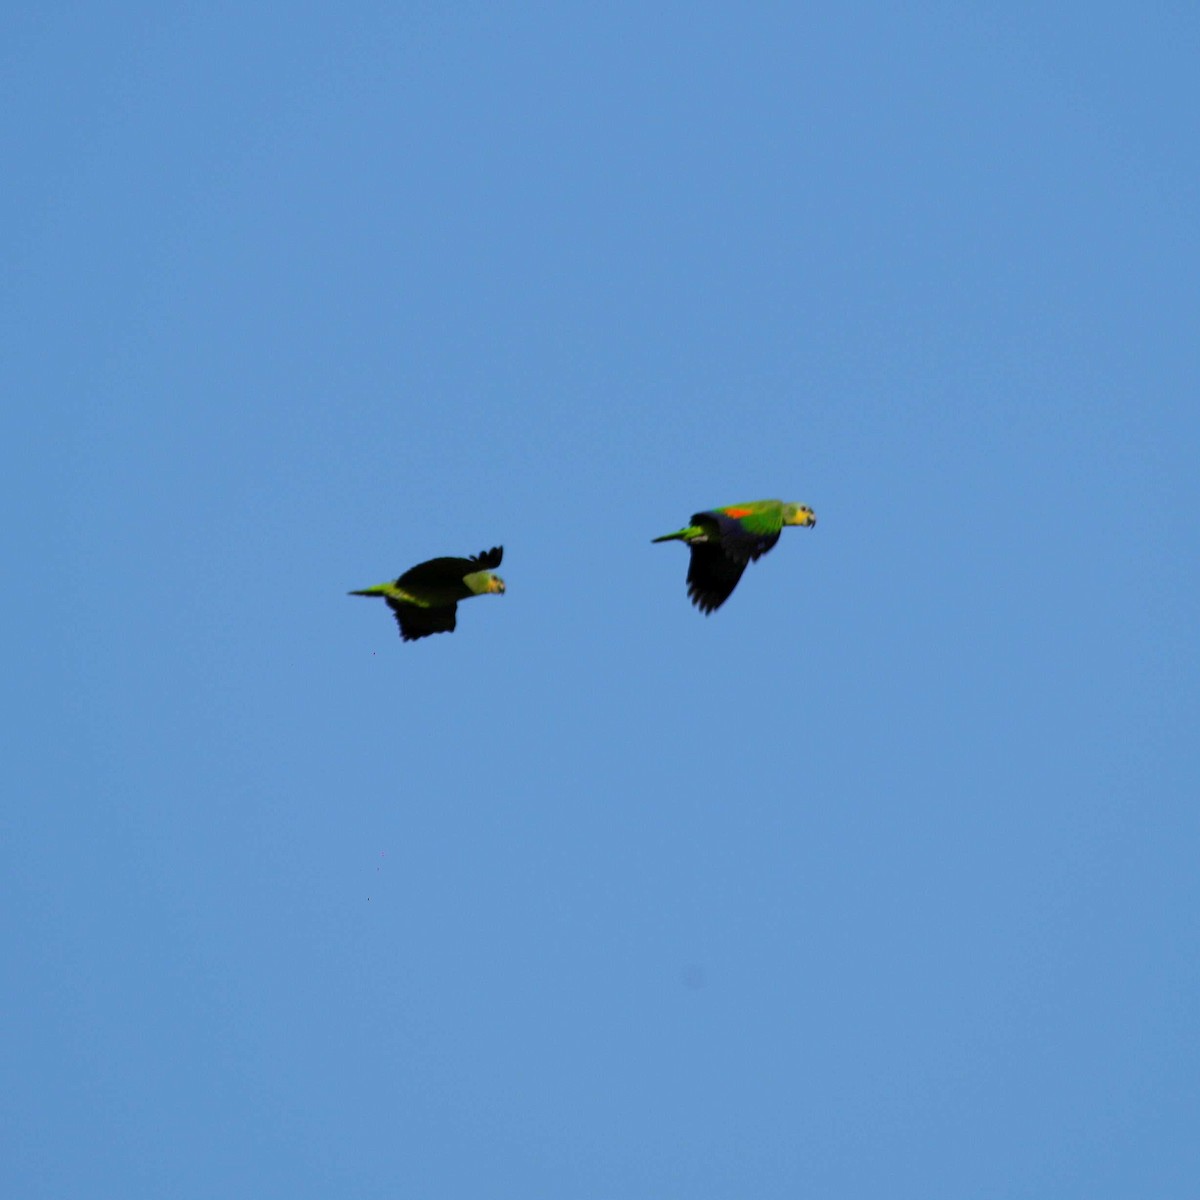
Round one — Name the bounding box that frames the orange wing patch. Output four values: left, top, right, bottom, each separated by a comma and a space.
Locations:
720, 506, 754, 518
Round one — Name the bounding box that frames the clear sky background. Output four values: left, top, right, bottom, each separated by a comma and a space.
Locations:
4, 4, 1198, 1197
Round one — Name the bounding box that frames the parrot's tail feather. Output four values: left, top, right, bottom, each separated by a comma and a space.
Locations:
653, 525, 705, 544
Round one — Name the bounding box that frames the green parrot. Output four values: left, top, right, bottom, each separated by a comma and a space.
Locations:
349, 546, 505, 641
653, 500, 816, 613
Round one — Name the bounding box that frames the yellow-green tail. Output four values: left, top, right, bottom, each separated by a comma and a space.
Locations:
652, 526, 700, 544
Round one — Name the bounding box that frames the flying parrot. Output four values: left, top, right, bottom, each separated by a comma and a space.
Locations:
652, 500, 816, 613
349, 547, 505, 641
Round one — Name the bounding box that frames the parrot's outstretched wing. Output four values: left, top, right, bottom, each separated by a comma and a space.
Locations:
385, 598, 458, 641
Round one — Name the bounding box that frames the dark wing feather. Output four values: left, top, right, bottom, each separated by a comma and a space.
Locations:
693, 511, 781, 564
385, 598, 458, 641
467, 546, 503, 570
396, 557, 470, 589
686, 544, 748, 614
396, 546, 503, 589
682, 512, 781, 612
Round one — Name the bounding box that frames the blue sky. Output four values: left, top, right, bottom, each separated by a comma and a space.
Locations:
4, 4, 1198, 1196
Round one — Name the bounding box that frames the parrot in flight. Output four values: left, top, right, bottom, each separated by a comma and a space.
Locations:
350, 547, 505, 641
653, 501, 816, 613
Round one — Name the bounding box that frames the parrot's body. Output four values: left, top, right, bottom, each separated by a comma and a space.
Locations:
350, 547, 505, 641
653, 500, 816, 613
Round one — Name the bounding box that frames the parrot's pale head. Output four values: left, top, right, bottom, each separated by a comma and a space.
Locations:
464, 571, 506, 596
782, 503, 817, 528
